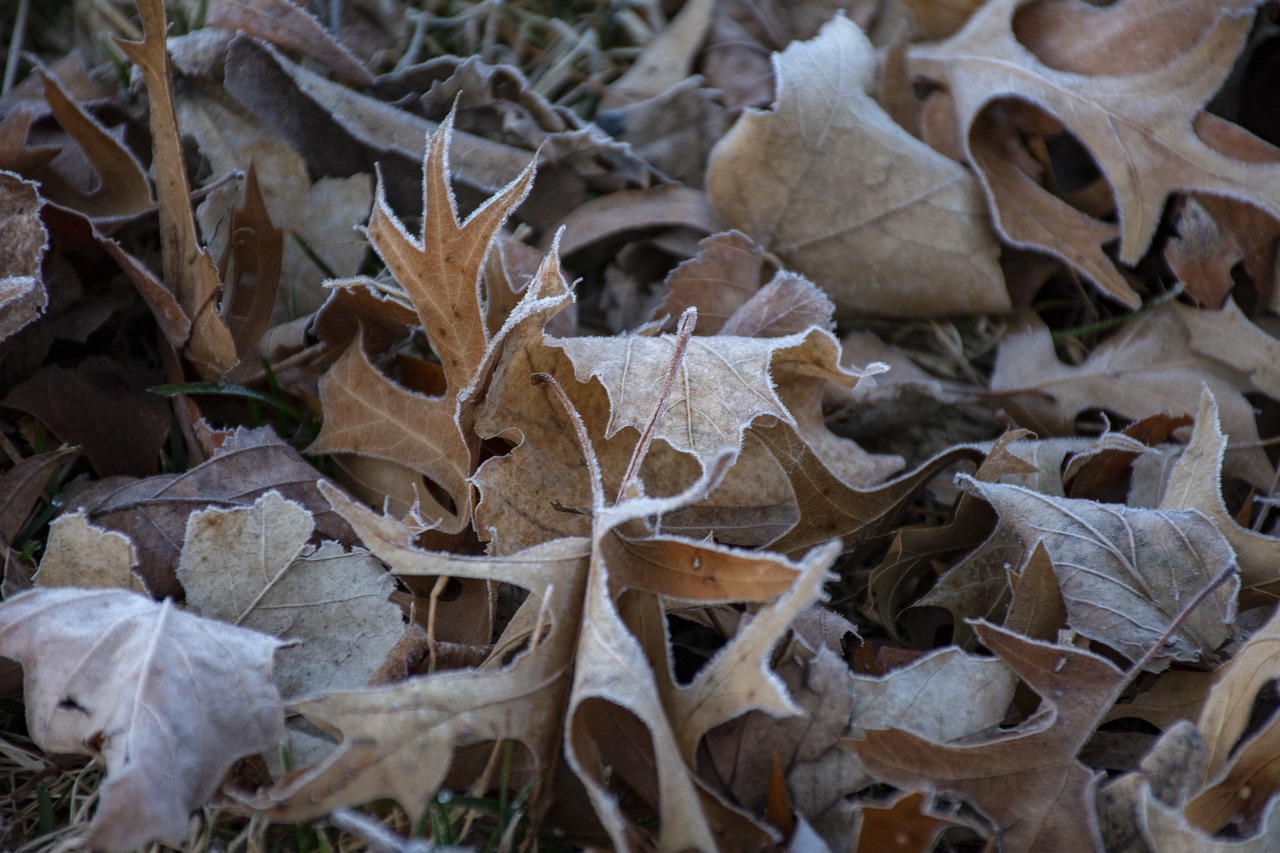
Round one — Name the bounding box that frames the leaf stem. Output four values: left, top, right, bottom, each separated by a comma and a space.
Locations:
1051, 282, 1185, 341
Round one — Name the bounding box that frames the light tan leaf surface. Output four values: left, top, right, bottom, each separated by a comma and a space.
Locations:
1161, 389, 1280, 591
852, 621, 1128, 853
708, 15, 1007, 318
555, 326, 870, 469
1186, 605, 1280, 832
1142, 786, 1280, 853
968, 478, 1237, 670
260, 482, 589, 826
178, 491, 403, 699
909, 0, 1277, 290
34, 511, 147, 594
0, 171, 47, 343
116, 0, 237, 378
0, 588, 283, 852
991, 310, 1274, 486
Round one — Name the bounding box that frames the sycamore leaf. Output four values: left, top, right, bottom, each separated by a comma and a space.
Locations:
967, 478, 1238, 670
1161, 388, 1280, 591
909, 0, 1278, 302
116, 0, 237, 378
851, 621, 1129, 853
991, 310, 1274, 486
707, 15, 1007, 318
0, 588, 283, 852
177, 491, 403, 699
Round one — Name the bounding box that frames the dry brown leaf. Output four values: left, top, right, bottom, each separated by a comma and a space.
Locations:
599, 0, 715, 109
851, 621, 1129, 853
1186, 605, 1280, 832
3, 356, 171, 477
1160, 389, 1280, 591
0, 587, 283, 852
34, 511, 147, 594
1141, 786, 1280, 853
66, 427, 355, 599
990, 310, 1274, 487
178, 491, 402, 699
909, 0, 1278, 302
1003, 541, 1068, 642
0, 171, 47, 343
308, 112, 535, 532
967, 477, 1237, 670
33, 70, 152, 223
707, 16, 1008, 319
855, 790, 968, 853
176, 86, 371, 323
0, 446, 77, 548
1165, 195, 1280, 307
205, 0, 373, 88
555, 325, 873, 471
116, 0, 237, 378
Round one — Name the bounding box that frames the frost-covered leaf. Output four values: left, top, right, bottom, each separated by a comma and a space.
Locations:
0, 588, 283, 852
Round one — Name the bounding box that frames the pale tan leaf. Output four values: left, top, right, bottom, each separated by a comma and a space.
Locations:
991, 310, 1273, 487
852, 622, 1129, 853
178, 491, 403, 699
0, 588, 283, 852
707, 15, 1007, 318
116, 0, 236, 378
34, 511, 147, 594
555, 326, 873, 468
1160, 389, 1280, 591
909, 0, 1277, 273
968, 478, 1238, 670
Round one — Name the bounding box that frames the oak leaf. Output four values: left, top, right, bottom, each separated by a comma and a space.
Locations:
851, 621, 1129, 853
708, 15, 1007, 318
308, 111, 536, 533
1184, 604, 1280, 832
116, 0, 237, 378
0, 587, 283, 852
1161, 389, 1280, 591
909, 0, 1277, 304
991, 310, 1274, 486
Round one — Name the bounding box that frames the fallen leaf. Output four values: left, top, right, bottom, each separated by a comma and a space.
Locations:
967, 477, 1238, 670
308, 111, 535, 532
178, 491, 403, 699
116, 0, 237, 378
3, 356, 171, 477
1186, 604, 1280, 831
990, 310, 1275, 487
707, 15, 1008, 318
66, 427, 355, 599
855, 791, 968, 853
851, 621, 1129, 853
909, 0, 1278, 302
1160, 388, 1280, 591
0, 171, 47, 343
0, 587, 283, 852
34, 511, 147, 593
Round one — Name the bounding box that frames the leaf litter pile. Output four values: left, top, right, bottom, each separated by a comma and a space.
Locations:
6, 0, 1280, 850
